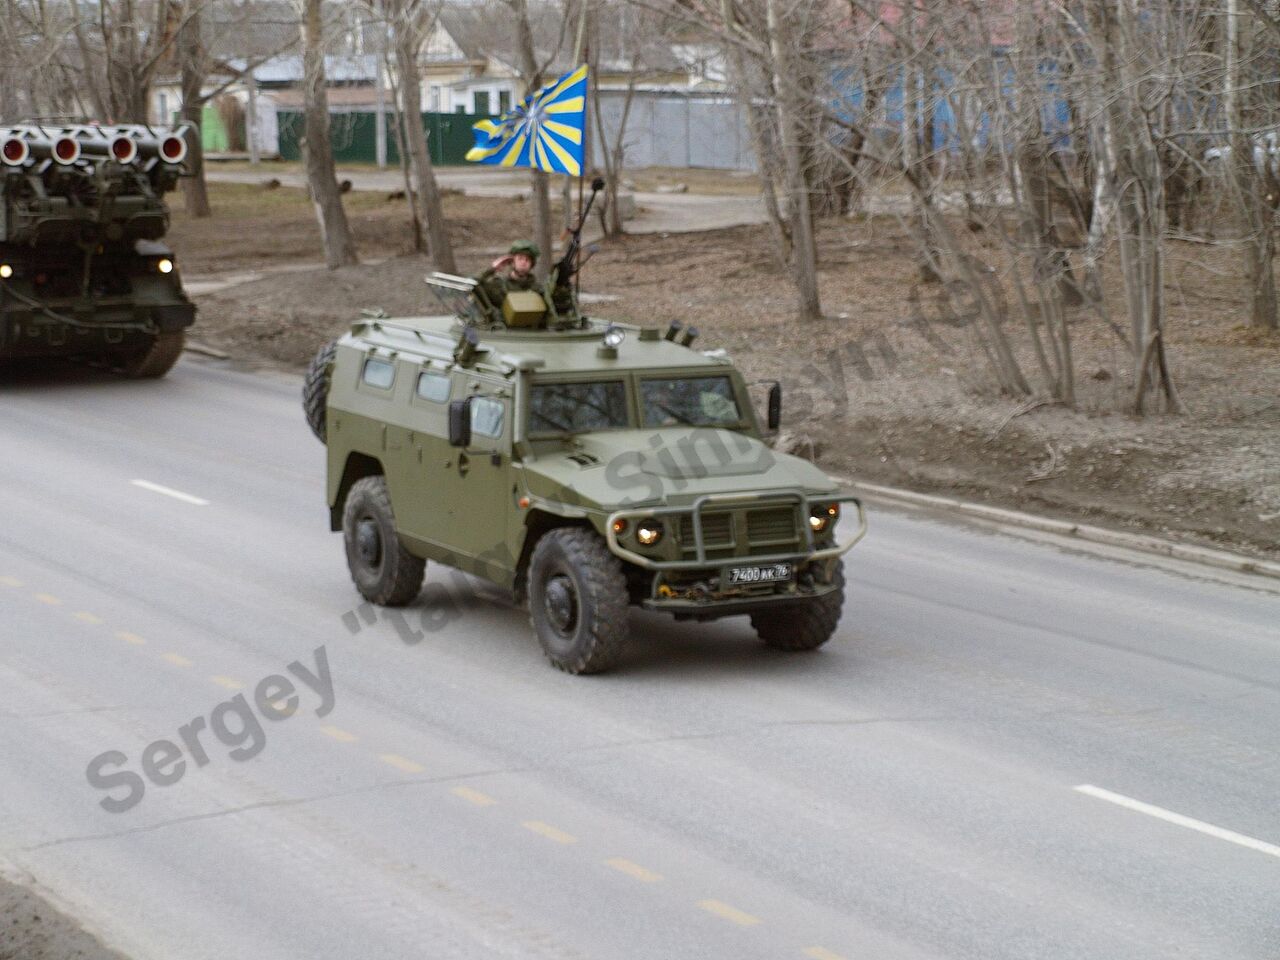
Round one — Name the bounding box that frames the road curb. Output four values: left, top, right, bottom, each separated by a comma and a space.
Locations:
845, 480, 1280, 582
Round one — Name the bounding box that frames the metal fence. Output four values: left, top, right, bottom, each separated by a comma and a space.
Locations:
275, 109, 489, 166
595, 90, 756, 172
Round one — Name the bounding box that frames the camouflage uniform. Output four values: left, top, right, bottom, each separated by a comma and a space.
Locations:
475, 265, 542, 310
475, 239, 576, 319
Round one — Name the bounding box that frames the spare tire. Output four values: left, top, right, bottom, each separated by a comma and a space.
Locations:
303, 338, 338, 443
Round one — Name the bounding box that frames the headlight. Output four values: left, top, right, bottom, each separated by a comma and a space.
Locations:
157, 258, 174, 274
611, 518, 628, 536
602, 326, 625, 349
809, 503, 839, 533
0, 264, 12, 279
636, 520, 663, 546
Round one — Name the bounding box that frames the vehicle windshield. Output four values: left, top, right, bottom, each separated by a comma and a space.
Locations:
640, 376, 742, 427
529, 380, 630, 434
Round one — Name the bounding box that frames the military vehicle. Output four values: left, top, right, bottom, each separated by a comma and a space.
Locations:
305, 192, 865, 672
0, 123, 196, 377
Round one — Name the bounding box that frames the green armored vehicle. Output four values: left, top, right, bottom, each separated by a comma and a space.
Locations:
305, 266, 865, 674
0, 123, 195, 377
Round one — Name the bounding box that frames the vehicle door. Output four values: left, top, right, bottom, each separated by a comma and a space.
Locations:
407, 367, 512, 579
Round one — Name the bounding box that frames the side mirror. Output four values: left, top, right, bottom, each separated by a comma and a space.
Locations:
448, 398, 472, 447
767, 382, 782, 431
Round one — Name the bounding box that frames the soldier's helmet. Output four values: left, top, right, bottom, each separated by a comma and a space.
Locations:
509, 239, 540, 261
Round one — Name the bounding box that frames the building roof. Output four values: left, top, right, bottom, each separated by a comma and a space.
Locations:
429, 2, 687, 79
228, 54, 379, 86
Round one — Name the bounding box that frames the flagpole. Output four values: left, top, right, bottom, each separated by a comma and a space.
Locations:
575, 58, 590, 304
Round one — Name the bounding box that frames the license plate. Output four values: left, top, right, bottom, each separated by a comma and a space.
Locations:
727, 563, 793, 585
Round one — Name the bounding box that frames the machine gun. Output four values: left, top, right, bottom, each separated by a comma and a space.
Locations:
551, 176, 605, 297
0, 122, 196, 377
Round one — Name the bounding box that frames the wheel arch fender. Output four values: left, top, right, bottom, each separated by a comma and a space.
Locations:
330, 452, 385, 531
512, 508, 592, 604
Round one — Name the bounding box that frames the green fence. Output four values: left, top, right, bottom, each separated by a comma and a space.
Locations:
276, 110, 492, 166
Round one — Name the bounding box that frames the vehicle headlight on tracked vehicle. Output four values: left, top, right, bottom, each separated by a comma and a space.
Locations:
157, 258, 174, 274
0, 264, 12, 279
636, 520, 664, 546
602, 326, 625, 349
809, 503, 839, 533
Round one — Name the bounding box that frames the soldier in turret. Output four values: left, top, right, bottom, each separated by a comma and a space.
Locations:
475, 239, 576, 321
475, 239, 542, 306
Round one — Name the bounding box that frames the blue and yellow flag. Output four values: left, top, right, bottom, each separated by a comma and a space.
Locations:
466, 65, 587, 175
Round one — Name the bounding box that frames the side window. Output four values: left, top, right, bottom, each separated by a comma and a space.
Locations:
362, 358, 395, 390
416, 370, 451, 403
471, 396, 505, 438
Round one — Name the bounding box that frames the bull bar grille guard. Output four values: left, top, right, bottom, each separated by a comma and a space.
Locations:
604, 491, 867, 571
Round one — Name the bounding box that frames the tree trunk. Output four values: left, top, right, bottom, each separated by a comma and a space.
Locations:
178, 7, 211, 218
510, 0, 553, 278
301, 0, 358, 269
718, 0, 790, 268
392, 4, 456, 272
1227, 0, 1279, 330
765, 0, 821, 320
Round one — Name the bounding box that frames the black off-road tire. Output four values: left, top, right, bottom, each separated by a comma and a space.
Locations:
342, 475, 425, 606
527, 528, 630, 674
750, 561, 845, 652
119, 332, 186, 379
303, 338, 338, 443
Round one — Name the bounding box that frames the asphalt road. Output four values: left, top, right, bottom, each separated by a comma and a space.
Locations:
1, 358, 1277, 960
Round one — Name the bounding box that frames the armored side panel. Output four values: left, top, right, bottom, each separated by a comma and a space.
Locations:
0, 123, 196, 375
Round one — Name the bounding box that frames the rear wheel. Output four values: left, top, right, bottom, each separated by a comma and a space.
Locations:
303, 338, 338, 443
119, 332, 185, 379
751, 561, 845, 651
528, 528, 629, 674
342, 476, 425, 606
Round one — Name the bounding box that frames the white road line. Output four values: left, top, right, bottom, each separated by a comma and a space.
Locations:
131, 479, 209, 506
1075, 784, 1280, 860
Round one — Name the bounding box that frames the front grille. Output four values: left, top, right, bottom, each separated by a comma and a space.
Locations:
679, 512, 732, 548
677, 503, 802, 560
746, 507, 797, 543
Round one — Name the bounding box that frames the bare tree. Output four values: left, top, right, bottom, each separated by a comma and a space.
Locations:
382, 0, 457, 271
1227, 0, 1280, 330
299, 0, 359, 267
179, 3, 212, 217
508, 0, 556, 277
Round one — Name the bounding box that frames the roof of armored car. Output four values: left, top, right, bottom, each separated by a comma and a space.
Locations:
343, 313, 732, 376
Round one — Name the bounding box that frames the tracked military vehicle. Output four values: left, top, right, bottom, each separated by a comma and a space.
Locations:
0, 123, 196, 377
305, 195, 865, 672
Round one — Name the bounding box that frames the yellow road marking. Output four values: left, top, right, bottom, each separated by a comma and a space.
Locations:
804, 948, 849, 960
451, 786, 497, 806
34, 593, 62, 606
378, 753, 425, 774
522, 821, 577, 844
605, 858, 663, 883
116, 631, 146, 645
319, 725, 358, 743
697, 900, 762, 927
0, 576, 21, 588
72, 612, 103, 625
210, 676, 244, 690
162, 652, 192, 667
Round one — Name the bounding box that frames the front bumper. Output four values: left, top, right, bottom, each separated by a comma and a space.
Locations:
606, 490, 865, 618
605, 491, 867, 571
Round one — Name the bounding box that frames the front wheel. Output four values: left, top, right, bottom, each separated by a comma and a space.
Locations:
342, 476, 425, 606
527, 528, 630, 674
750, 561, 845, 651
